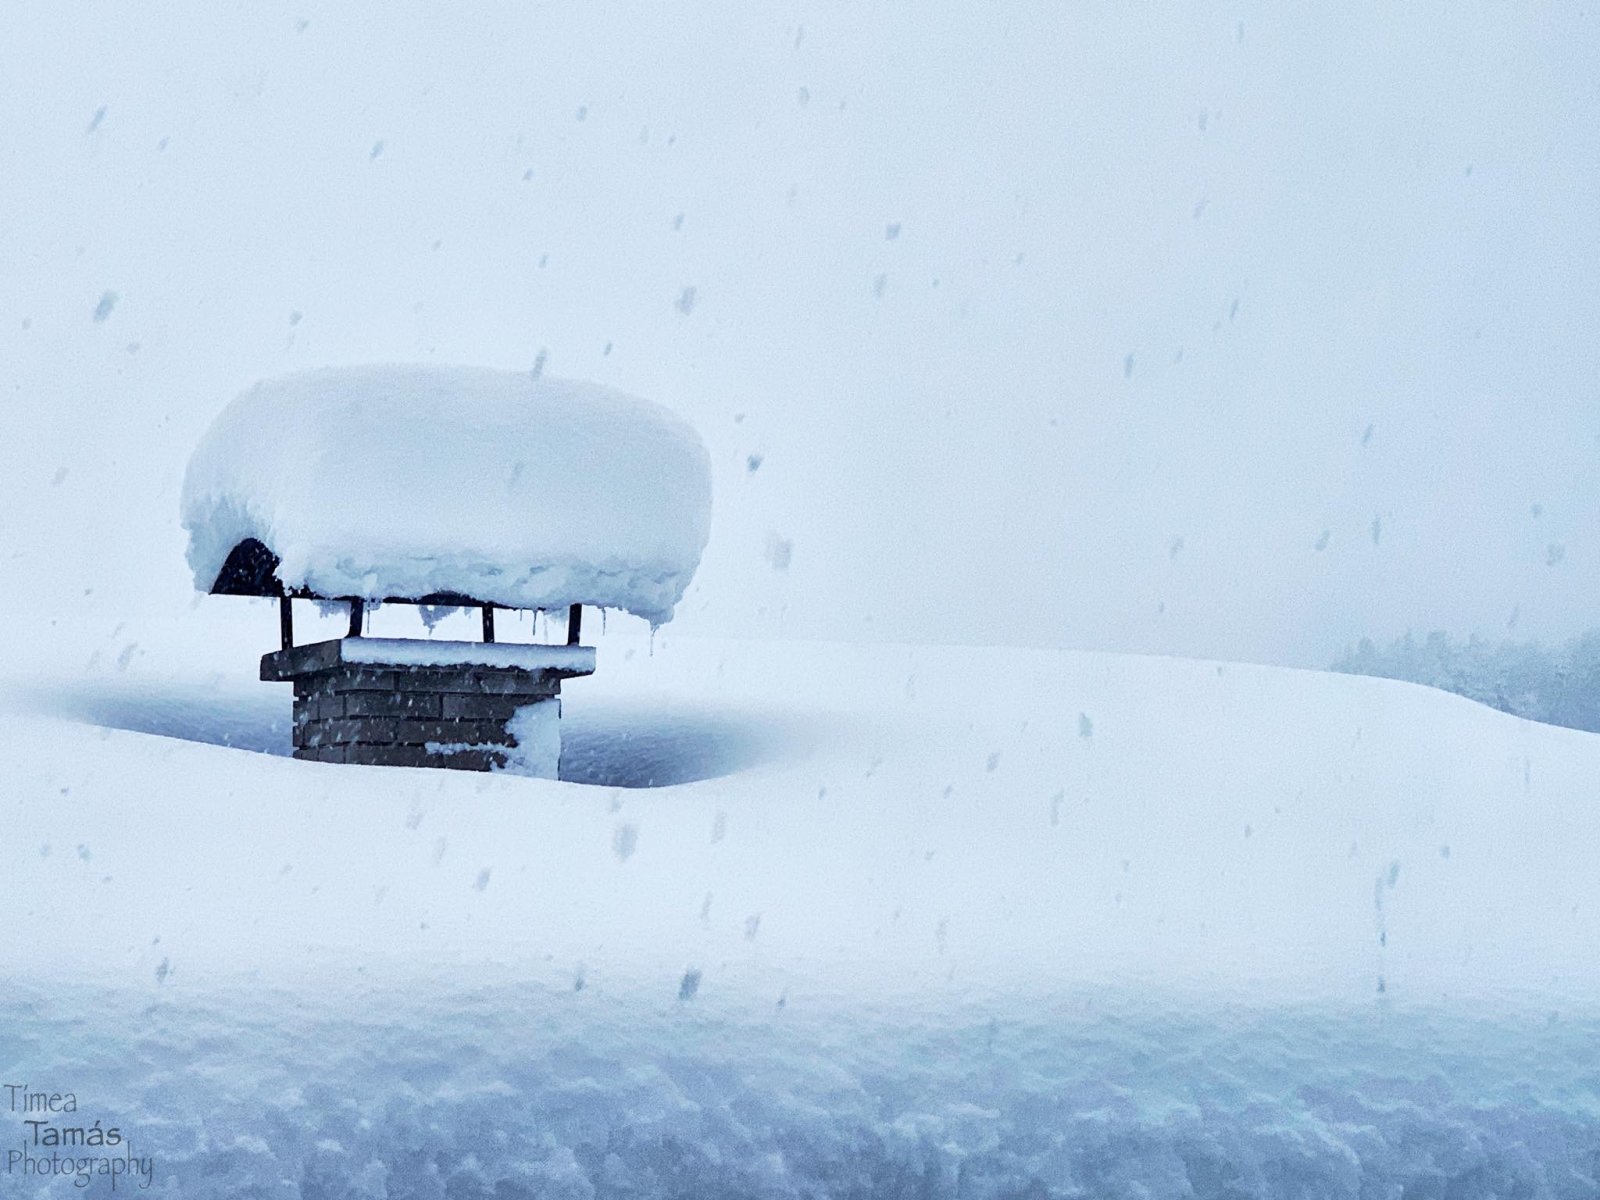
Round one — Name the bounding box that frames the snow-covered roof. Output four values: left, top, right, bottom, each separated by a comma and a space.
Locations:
181, 365, 712, 624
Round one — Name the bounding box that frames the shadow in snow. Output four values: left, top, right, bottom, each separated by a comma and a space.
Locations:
558, 699, 826, 788
29, 680, 294, 756
25, 681, 827, 788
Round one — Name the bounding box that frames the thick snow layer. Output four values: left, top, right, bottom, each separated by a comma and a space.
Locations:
6, 629, 1600, 1194
180, 366, 713, 624
341, 637, 596, 674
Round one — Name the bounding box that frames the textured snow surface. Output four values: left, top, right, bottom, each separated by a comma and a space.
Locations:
6, 982, 1600, 1199
180, 366, 713, 623
5, 628, 1600, 1193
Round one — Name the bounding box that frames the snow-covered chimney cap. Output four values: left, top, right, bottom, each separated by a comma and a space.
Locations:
181, 365, 713, 625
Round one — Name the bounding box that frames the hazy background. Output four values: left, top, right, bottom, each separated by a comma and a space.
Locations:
2, 0, 1596, 667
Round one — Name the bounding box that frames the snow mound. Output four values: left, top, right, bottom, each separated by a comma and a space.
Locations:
180, 366, 713, 624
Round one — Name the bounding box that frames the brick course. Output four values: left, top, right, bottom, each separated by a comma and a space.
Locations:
264, 638, 586, 774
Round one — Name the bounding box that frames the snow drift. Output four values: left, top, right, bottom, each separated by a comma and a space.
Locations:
6, 631, 1599, 1005
180, 366, 713, 624
6, 630, 1600, 1195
